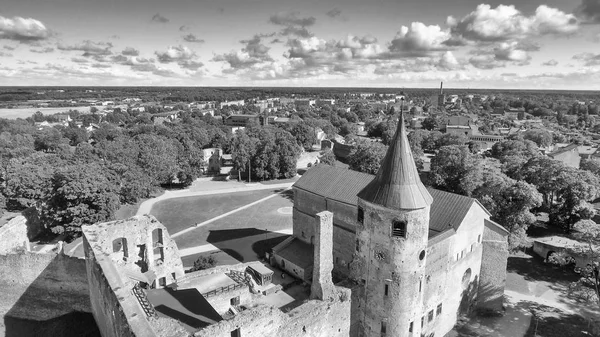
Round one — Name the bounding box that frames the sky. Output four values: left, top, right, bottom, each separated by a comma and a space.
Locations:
0, 0, 599, 89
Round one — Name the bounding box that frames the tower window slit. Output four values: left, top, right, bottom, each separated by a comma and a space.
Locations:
392, 220, 407, 238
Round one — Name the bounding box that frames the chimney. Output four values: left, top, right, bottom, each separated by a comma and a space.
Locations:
310, 211, 335, 301
440, 81, 443, 95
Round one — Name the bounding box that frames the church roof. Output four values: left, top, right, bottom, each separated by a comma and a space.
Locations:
357, 113, 433, 210
294, 165, 486, 237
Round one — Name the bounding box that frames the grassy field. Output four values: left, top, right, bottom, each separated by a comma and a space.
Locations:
149, 189, 282, 237
173, 191, 293, 249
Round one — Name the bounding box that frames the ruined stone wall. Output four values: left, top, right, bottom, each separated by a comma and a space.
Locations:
477, 220, 508, 312
193, 287, 352, 337
204, 286, 252, 316
83, 235, 188, 337
0, 216, 29, 254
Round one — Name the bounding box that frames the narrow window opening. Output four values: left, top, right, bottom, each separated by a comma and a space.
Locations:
381, 321, 387, 335
231, 328, 241, 337
436, 303, 442, 316
478, 234, 481, 243
421, 316, 424, 328
419, 279, 422, 292
230, 296, 240, 306
428, 310, 434, 322
356, 239, 360, 252
409, 322, 413, 333
357, 207, 364, 224
384, 284, 389, 296
392, 220, 407, 238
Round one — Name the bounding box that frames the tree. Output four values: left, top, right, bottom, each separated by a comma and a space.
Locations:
430, 145, 474, 195
190, 255, 216, 271
421, 116, 439, 130
134, 134, 180, 185
581, 158, 600, 177
42, 163, 120, 236
230, 130, 257, 181
2, 153, 60, 209
290, 123, 317, 151
347, 141, 387, 175
319, 150, 336, 166
522, 129, 552, 147
549, 220, 600, 310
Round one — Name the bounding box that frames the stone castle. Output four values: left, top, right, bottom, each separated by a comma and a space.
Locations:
0, 110, 508, 337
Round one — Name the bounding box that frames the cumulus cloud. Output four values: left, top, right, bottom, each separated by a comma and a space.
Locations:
121, 47, 139, 56
387, 22, 451, 57
269, 11, 316, 37
493, 42, 531, 63
577, 0, 600, 23
3, 45, 15, 51
183, 34, 205, 43
30, 47, 54, 53
155, 45, 203, 70
468, 41, 531, 69
448, 4, 578, 42
213, 35, 273, 70
0, 51, 13, 57
71, 57, 89, 63
0, 15, 51, 42
58, 40, 113, 57
542, 59, 558, 66
151, 14, 169, 23
573, 52, 600, 66
270, 11, 316, 27
326, 8, 342, 18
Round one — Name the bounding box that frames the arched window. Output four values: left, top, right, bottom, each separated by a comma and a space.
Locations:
112, 238, 128, 261
392, 220, 407, 238
462, 268, 472, 289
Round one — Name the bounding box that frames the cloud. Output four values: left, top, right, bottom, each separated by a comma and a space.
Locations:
269, 11, 316, 37
0, 51, 13, 57
58, 40, 113, 57
3, 45, 15, 51
493, 42, 531, 63
183, 34, 205, 43
30, 47, 54, 53
542, 59, 558, 66
387, 22, 451, 57
271, 38, 283, 44
155, 45, 203, 70
269, 11, 316, 27
468, 41, 531, 69
577, 0, 600, 23
448, 4, 578, 42
213, 35, 273, 70
71, 57, 89, 63
326, 8, 342, 18
0, 15, 51, 42
91, 63, 112, 69
151, 14, 169, 23
573, 52, 600, 66
179, 25, 189, 32
121, 47, 139, 56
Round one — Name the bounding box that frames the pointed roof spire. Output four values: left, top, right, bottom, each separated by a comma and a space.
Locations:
357, 108, 433, 210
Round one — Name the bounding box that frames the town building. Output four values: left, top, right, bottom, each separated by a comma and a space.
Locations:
224, 114, 262, 128
548, 143, 580, 168
219, 100, 245, 109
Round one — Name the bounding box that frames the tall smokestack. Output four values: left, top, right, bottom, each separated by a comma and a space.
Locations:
440, 81, 443, 95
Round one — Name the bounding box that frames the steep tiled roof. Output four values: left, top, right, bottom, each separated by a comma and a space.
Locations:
357, 113, 433, 210
273, 237, 313, 269
294, 165, 482, 236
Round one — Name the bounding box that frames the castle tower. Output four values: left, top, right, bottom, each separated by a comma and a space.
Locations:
353, 110, 433, 337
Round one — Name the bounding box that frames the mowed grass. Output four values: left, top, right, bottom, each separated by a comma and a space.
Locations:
174, 192, 293, 249
149, 189, 280, 236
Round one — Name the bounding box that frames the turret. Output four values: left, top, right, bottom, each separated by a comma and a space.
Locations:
353, 109, 432, 337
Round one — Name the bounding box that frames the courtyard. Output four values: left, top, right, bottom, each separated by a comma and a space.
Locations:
149, 183, 295, 268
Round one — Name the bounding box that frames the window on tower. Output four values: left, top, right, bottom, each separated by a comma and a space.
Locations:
357, 207, 364, 224
392, 220, 407, 238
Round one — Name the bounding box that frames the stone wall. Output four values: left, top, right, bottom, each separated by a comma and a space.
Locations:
193, 287, 352, 337
0, 252, 93, 336
477, 220, 508, 312
0, 216, 29, 254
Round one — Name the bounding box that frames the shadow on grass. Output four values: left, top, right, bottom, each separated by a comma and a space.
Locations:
206, 228, 289, 263
507, 251, 580, 284
5, 311, 100, 337
524, 302, 597, 337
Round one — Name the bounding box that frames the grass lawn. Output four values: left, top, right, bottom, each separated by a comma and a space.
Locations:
173, 192, 293, 249
524, 303, 597, 337
150, 189, 279, 235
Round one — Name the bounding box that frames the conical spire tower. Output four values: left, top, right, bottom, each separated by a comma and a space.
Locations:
357, 109, 432, 210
